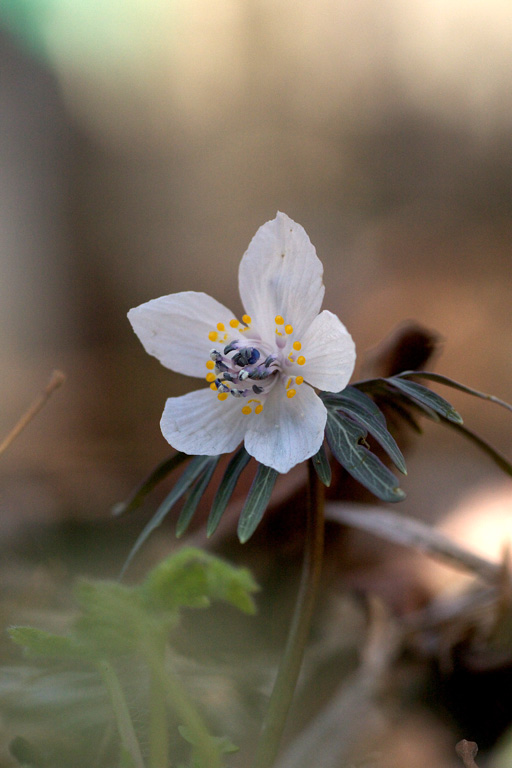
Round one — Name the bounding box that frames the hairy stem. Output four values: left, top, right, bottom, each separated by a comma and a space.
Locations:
251, 460, 325, 768
97, 659, 145, 768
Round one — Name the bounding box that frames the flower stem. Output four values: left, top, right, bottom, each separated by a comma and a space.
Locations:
97, 659, 145, 768
251, 459, 325, 768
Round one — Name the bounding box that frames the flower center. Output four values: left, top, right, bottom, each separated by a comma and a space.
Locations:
205, 315, 306, 415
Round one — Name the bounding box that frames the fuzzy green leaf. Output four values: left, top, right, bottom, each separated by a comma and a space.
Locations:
140, 548, 258, 615
8, 627, 89, 661
325, 410, 405, 502
237, 464, 279, 543
207, 447, 251, 537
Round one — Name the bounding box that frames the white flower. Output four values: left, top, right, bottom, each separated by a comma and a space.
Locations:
128, 212, 356, 474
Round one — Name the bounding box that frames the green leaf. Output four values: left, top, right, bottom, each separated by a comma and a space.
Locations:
386, 377, 463, 424
140, 548, 258, 615
207, 447, 252, 537
176, 457, 220, 538
112, 451, 190, 516
8, 626, 89, 661
73, 580, 152, 655
397, 371, 512, 414
121, 455, 217, 576
323, 387, 407, 475
325, 410, 405, 503
178, 725, 239, 754
311, 443, 331, 486
237, 464, 279, 543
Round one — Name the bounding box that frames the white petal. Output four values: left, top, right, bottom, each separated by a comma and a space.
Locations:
161, 388, 247, 456
238, 212, 325, 341
128, 292, 236, 378
244, 384, 327, 473
298, 310, 356, 392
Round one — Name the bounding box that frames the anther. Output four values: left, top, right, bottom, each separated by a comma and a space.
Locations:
242, 314, 251, 325
208, 331, 218, 342
287, 389, 297, 399
275, 315, 284, 325
217, 322, 225, 331
285, 324, 293, 334
206, 372, 216, 383
293, 341, 301, 351
218, 392, 229, 401
224, 340, 239, 354
295, 376, 304, 385
206, 360, 215, 370
255, 404, 263, 414
229, 318, 239, 328
241, 405, 252, 415
297, 356, 306, 365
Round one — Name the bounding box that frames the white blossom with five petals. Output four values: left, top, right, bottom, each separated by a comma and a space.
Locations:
128, 213, 356, 473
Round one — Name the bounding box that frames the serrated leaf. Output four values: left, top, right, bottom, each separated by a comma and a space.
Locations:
386, 377, 463, 424
323, 388, 407, 475
8, 627, 88, 661
112, 451, 190, 516
207, 447, 251, 537
325, 410, 405, 503
237, 464, 279, 543
311, 443, 332, 486
121, 455, 217, 576
176, 457, 219, 537
140, 548, 258, 615
397, 371, 512, 414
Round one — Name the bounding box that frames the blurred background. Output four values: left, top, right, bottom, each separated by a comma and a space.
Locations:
1, 1, 512, 766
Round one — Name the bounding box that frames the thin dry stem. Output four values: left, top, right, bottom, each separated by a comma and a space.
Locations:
0, 370, 65, 456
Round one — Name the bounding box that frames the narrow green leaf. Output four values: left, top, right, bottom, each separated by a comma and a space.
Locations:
397, 371, 512, 414
176, 458, 220, 538
120, 455, 216, 577
207, 447, 251, 537
237, 464, 279, 543
112, 452, 190, 516
8, 626, 88, 661
325, 411, 405, 503
442, 420, 512, 478
311, 443, 332, 486
323, 388, 407, 475
386, 377, 463, 424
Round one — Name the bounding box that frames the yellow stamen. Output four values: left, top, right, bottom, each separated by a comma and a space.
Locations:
218, 392, 229, 401
208, 331, 218, 342
295, 376, 304, 385
287, 389, 296, 399
242, 314, 251, 325
229, 318, 239, 328
206, 360, 215, 370
286, 377, 292, 389
241, 405, 252, 415
288, 352, 294, 362
293, 341, 301, 351
297, 356, 306, 365
206, 372, 216, 383
275, 315, 284, 325
285, 324, 293, 335
255, 404, 263, 414
217, 322, 225, 331
210, 382, 218, 391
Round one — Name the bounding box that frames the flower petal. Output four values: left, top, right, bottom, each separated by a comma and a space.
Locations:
238, 212, 325, 341
298, 310, 356, 392
244, 383, 327, 473
161, 388, 247, 456
128, 292, 236, 378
